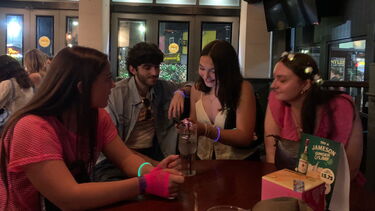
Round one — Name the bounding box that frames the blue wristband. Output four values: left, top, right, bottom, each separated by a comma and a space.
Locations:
174, 90, 186, 98
137, 162, 152, 177
214, 126, 221, 142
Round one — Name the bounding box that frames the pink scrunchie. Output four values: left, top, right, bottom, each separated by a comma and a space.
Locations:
144, 167, 170, 198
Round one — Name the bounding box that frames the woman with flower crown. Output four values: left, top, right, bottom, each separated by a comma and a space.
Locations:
264, 52, 363, 181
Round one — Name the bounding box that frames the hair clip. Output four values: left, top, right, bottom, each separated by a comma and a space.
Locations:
281, 51, 289, 57
287, 53, 295, 61
304, 67, 313, 74
313, 75, 324, 86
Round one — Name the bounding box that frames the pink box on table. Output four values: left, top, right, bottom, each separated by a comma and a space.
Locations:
261, 169, 325, 211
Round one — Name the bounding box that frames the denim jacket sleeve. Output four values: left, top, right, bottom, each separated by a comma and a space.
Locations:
105, 78, 130, 141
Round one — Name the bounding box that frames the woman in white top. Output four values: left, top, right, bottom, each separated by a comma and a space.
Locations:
0, 55, 33, 119
189, 40, 257, 160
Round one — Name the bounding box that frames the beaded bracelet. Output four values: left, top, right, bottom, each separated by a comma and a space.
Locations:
137, 162, 152, 177
138, 176, 147, 194
174, 90, 186, 98
213, 126, 221, 142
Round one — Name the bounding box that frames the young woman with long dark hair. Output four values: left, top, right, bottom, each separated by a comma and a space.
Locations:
0, 46, 183, 210
189, 40, 257, 160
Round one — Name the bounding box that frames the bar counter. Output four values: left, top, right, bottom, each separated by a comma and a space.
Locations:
97, 160, 375, 211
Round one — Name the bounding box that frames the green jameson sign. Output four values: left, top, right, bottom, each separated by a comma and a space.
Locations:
295, 133, 341, 208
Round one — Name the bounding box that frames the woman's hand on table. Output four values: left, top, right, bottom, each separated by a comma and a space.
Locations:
144, 167, 184, 199
165, 168, 185, 198
158, 154, 182, 171
155, 155, 184, 198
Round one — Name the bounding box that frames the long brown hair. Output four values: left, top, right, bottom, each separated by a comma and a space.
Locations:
279, 53, 346, 134
1, 46, 109, 205
24, 49, 48, 77
196, 40, 243, 129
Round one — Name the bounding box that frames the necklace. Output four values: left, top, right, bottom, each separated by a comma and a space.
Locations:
291, 109, 303, 134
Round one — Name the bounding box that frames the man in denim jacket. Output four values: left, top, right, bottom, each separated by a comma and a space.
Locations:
95, 42, 190, 181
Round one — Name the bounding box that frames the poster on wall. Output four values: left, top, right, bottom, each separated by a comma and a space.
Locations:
329, 57, 345, 81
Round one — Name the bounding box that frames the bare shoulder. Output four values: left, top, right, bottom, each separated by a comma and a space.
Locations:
190, 85, 200, 102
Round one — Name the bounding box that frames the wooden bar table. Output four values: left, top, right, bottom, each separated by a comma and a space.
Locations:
97, 160, 375, 211
97, 160, 275, 211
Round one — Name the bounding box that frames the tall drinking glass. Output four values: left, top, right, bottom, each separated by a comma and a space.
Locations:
177, 120, 197, 176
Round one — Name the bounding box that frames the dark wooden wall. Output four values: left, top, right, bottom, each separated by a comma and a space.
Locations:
292, 0, 375, 79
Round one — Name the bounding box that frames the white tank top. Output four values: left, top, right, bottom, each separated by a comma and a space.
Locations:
195, 92, 253, 160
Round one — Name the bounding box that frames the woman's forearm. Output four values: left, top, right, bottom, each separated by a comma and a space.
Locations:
264, 137, 276, 163
59, 178, 140, 210
201, 123, 254, 147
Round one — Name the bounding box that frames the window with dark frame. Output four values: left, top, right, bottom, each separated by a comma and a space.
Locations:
6, 14, 24, 64
36, 16, 54, 56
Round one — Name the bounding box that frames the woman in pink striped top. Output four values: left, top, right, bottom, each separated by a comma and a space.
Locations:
0, 46, 183, 210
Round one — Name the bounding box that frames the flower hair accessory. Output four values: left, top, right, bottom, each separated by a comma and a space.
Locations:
280, 52, 323, 86
304, 67, 313, 74
304, 66, 323, 86
287, 53, 295, 61
313, 74, 324, 85
281, 51, 295, 61
281, 51, 289, 57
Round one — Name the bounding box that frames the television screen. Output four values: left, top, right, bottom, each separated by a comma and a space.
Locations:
263, 0, 319, 31
263, 0, 290, 31
284, 0, 318, 27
